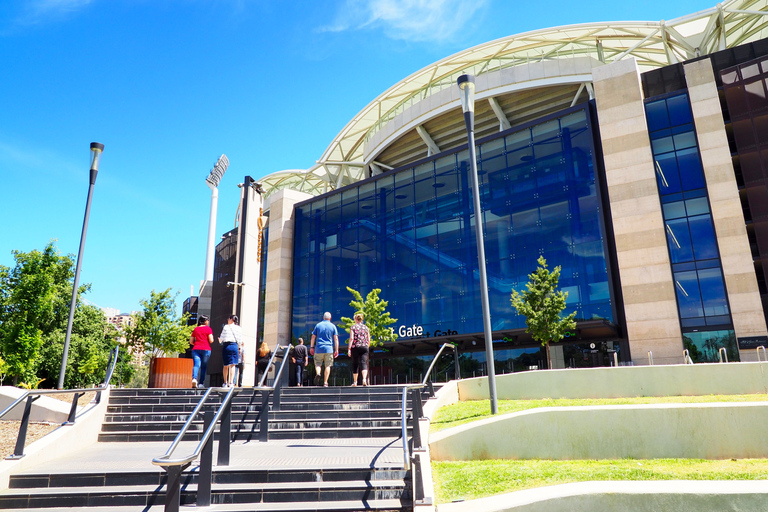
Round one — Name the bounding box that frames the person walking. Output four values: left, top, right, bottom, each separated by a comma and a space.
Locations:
219, 315, 242, 388
347, 313, 370, 386
256, 341, 272, 386
291, 337, 308, 386
310, 312, 338, 387
190, 315, 213, 389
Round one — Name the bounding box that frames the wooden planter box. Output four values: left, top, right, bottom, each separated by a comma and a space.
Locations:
148, 357, 193, 388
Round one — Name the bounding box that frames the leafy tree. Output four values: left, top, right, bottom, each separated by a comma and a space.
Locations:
510, 256, 577, 369
36, 304, 126, 389
340, 287, 397, 347
125, 289, 193, 358
0, 242, 80, 384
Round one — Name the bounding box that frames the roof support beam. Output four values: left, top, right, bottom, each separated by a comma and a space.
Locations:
488, 97, 512, 131
416, 125, 440, 156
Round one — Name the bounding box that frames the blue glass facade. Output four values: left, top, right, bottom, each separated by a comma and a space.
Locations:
291, 106, 614, 344
645, 92, 738, 361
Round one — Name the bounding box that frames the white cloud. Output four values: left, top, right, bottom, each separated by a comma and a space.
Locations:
13, 0, 94, 27
320, 0, 490, 42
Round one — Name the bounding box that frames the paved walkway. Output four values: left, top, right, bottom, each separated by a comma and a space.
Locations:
16, 437, 406, 474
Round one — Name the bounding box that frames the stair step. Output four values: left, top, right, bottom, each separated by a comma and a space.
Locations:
0, 499, 409, 511
9, 468, 410, 489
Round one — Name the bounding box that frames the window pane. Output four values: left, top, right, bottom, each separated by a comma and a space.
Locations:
676, 148, 706, 190
689, 214, 719, 260
646, 100, 669, 131
675, 270, 704, 318
655, 153, 682, 194
698, 267, 729, 316
666, 218, 694, 262
667, 94, 693, 126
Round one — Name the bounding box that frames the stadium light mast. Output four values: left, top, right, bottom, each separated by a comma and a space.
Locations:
204, 155, 229, 281
457, 74, 498, 414
58, 142, 104, 389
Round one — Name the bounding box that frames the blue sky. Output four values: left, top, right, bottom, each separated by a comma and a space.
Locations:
0, 0, 715, 314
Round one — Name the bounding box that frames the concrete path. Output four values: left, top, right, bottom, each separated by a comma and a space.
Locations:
14, 437, 406, 474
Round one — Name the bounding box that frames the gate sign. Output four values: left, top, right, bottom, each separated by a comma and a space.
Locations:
737, 336, 768, 350
206, 154, 229, 188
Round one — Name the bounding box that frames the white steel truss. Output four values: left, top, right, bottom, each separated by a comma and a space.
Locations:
258, 0, 768, 198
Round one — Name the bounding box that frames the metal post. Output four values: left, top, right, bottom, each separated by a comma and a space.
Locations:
198, 411, 214, 507
457, 75, 498, 415
259, 389, 270, 442
718, 347, 728, 363
58, 143, 103, 389
65, 392, 84, 425
163, 464, 189, 512
7, 395, 40, 460
647, 351, 654, 365
217, 395, 231, 466
613, 352, 619, 367
410, 388, 423, 451
453, 347, 461, 381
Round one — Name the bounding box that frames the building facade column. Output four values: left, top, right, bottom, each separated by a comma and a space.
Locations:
684, 58, 768, 361
593, 58, 684, 365
262, 189, 313, 351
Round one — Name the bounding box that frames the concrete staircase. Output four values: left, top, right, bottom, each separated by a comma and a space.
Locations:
0, 385, 426, 511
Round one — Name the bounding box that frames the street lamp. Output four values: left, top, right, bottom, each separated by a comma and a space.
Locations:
58, 142, 104, 389
457, 74, 498, 414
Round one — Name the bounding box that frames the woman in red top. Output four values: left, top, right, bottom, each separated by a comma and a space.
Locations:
190, 315, 214, 388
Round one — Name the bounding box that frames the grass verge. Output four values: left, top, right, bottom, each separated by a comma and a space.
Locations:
433, 458, 768, 503
430, 394, 768, 432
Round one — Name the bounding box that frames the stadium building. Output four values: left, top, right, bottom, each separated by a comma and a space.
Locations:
208, 0, 768, 386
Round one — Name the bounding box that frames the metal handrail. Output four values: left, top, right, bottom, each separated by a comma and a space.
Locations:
757, 346, 766, 363
421, 343, 460, 386
2, 346, 121, 459
257, 345, 289, 387
151, 386, 237, 467
683, 349, 694, 365
647, 351, 654, 365
400, 384, 425, 470
718, 347, 728, 363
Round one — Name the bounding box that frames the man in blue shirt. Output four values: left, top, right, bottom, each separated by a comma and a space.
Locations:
310, 312, 339, 387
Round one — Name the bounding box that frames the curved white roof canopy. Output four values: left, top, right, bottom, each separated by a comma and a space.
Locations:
258, 0, 768, 197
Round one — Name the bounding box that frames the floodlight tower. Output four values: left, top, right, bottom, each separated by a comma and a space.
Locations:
204, 155, 229, 281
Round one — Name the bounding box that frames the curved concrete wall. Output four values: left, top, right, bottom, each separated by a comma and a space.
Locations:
436, 481, 768, 512
430, 402, 768, 461
458, 362, 768, 401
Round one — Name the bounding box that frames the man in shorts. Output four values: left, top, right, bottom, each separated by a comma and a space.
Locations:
310, 312, 339, 387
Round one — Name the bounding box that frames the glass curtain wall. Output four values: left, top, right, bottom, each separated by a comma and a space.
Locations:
292, 106, 613, 343
645, 93, 739, 361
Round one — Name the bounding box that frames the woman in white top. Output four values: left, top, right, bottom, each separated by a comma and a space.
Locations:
219, 314, 243, 387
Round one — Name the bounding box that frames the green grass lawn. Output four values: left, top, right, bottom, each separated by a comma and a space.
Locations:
430, 394, 768, 432
433, 458, 768, 503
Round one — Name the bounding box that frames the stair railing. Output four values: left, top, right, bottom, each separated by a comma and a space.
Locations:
683, 349, 694, 365
421, 343, 460, 396
400, 384, 426, 470
757, 345, 767, 362
151, 385, 237, 512
718, 347, 729, 363
255, 345, 291, 442
0, 345, 120, 460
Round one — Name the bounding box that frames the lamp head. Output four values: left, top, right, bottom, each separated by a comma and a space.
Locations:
457, 74, 476, 114
89, 142, 104, 172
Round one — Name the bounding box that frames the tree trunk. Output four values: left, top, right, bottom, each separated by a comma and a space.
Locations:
545, 342, 552, 370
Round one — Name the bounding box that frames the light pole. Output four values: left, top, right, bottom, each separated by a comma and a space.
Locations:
457, 74, 498, 414
58, 142, 104, 389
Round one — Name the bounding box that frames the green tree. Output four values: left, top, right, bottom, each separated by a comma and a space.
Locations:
36, 304, 126, 389
510, 256, 577, 369
0, 242, 79, 384
125, 289, 192, 358
340, 287, 397, 347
